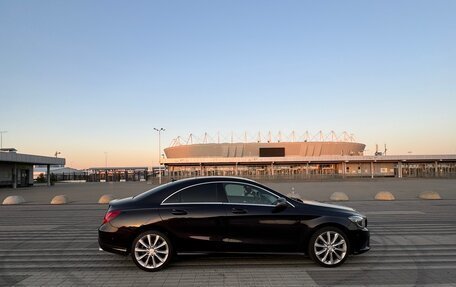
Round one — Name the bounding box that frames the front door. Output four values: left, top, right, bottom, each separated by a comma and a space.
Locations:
220, 182, 301, 252
20, 169, 29, 186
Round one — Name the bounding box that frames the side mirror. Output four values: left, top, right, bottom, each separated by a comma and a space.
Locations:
273, 197, 288, 212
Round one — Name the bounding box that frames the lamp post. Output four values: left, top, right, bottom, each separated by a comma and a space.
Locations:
0, 131, 7, 149
104, 152, 108, 182
154, 128, 165, 184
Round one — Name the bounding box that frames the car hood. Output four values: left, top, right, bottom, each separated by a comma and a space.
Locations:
301, 200, 355, 212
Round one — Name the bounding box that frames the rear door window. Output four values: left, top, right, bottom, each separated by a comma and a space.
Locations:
163, 183, 221, 203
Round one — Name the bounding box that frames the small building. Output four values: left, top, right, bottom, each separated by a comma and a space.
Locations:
0, 148, 65, 188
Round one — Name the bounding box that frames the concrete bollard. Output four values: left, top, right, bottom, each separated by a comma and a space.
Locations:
375, 191, 395, 201
419, 191, 441, 200
51, 195, 69, 205
330, 192, 349, 201
2, 195, 26, 205
98, 194, 115, 204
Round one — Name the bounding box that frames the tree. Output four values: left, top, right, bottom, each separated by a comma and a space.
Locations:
36, 173, 46, 183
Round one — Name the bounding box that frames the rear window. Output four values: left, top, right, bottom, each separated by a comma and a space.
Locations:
133, 181, 175, 201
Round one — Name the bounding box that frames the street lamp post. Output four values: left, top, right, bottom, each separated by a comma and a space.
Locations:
104, 152, 108, 182
0, 131, 7, 149
154, 128, 165, 184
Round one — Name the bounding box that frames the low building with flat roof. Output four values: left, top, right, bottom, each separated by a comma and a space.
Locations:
0, 149, 65, 188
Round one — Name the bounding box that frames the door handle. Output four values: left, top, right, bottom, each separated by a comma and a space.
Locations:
171, 209, 187, 215
231, 208, 247, 214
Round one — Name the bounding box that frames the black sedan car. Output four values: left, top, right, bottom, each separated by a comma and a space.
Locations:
99, 176, 369, 271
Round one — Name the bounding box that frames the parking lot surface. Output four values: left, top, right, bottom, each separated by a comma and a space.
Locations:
1, 181, 456, 286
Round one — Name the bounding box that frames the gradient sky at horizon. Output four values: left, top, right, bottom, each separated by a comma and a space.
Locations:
1, 0, 455, 169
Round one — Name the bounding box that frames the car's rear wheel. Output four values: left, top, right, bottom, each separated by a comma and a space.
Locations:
131, 230, 173, 271
309, 226, 349, 267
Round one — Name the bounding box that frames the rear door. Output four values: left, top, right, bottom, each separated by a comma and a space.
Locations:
220, 182, 301, 252
158, 182, 226, 252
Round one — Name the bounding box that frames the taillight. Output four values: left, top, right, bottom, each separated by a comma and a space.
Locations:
103, 210, 121, 224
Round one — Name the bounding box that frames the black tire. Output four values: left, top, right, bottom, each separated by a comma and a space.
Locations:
131, 230, 173, 272
308, 226, 350, 267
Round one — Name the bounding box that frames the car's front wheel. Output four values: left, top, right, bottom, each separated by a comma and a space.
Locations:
131, 230, 173, 271
309, 226, 349, 267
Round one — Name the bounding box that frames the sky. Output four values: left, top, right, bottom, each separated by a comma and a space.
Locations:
0, 0, 455, 169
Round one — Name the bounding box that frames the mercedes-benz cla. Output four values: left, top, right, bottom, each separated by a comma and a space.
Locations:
99, 176, 370, 271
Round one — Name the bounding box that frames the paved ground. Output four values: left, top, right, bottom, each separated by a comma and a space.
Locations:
0, 180, 456, 286
1, 178, 456, 204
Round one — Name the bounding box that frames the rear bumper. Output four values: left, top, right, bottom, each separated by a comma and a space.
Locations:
98, 224, 132, 255
98, 238, 128, 255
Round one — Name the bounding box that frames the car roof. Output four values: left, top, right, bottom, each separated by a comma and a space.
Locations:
170, 176, 258, 185
135, 176, 263, 204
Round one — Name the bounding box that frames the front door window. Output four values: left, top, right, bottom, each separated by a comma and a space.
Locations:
224, 183, 278, 205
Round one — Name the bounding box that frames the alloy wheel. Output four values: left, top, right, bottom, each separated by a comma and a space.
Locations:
313, 230, 347, 266
133, 233, 170, 270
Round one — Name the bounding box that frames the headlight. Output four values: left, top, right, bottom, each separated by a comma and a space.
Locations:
349, 215, 367, 228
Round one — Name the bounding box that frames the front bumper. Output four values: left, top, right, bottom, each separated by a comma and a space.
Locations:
350, 228, 370, 254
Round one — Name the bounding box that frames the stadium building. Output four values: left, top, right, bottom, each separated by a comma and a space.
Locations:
162, 132, 456, 178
